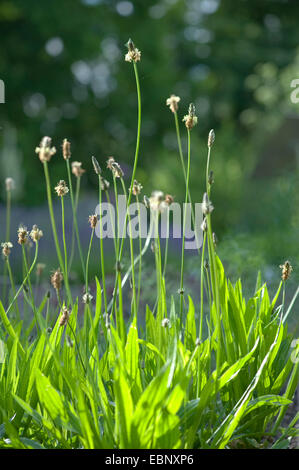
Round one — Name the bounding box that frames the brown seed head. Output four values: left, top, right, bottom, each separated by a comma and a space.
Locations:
35, 136, 56, 163
166, 95, 180, 113
1, 242, 13, 258
71, 161, 85, 178
280, 260, 293, 281
59, 306, 71, 327
62, 138, 71, 160
164, 194, 174, 206
51, 268, 63, 291
55, 180, 69, 197
89, 214, 98, 229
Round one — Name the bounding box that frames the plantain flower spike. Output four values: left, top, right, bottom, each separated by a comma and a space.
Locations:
183, 103, 198, 130
125, 38, 141, 63
166, 95, 180, 113
35, 136, 56, 163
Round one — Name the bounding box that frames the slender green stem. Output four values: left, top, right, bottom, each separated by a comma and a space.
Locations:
206, 147, 211, 197
98, 177, 108, 313
85, 228, 95, 296
67, 321, 86, 374
6, 242, 39, 316
6, 258, 21, 321
153, 211, 163, 316
2, 189, 11, 303
43, 161, 72, 305
120, 178, 137, 318
136, 194, 143, 311
110, 61, 142, 316
61, 196, 68, 281
22, 245, 40, 332
66, 161, 85, 279
174, 111, 201, 253
199, 232, 207, 341
179, 129, 191, 321
162, 208, 169, 279
68, 175, 82, 276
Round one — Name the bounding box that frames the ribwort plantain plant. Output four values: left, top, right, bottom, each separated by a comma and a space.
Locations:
0, 40, 298, 450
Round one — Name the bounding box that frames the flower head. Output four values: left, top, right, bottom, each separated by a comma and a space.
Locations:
92, 156, 102, 175
183, 103, 198, 130
1, 242, 13, 258
62, 138, 71, 160
89, 214, 98, 229
30, 224, 43, 242
82, 292, 93, 304
208, 129, 215, 148
280, 260, 293, 281
59, 306, 71, 327
36, 263, 46, 277
100, 177, 110, 191
202, 192, 214, 215
35, 136, 56, 163
18, 225, 29, 245
149, 190, 164, 212
106, 156, 115, 170
166, 95, 180, 113
51, 268, 63, 291
55, 180, 69, 197
5, 177, 15, 192
162, 318, 170, 328
125, 38, 141, 63
131, 180, 143, 196
71, 161, 86, 178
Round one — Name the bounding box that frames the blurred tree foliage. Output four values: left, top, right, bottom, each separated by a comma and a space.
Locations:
0, 0, 298, 264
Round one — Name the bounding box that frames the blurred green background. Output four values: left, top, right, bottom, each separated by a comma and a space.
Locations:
0, 0, 298, 319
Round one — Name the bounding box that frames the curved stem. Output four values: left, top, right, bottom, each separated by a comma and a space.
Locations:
6, 242, 39, 316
